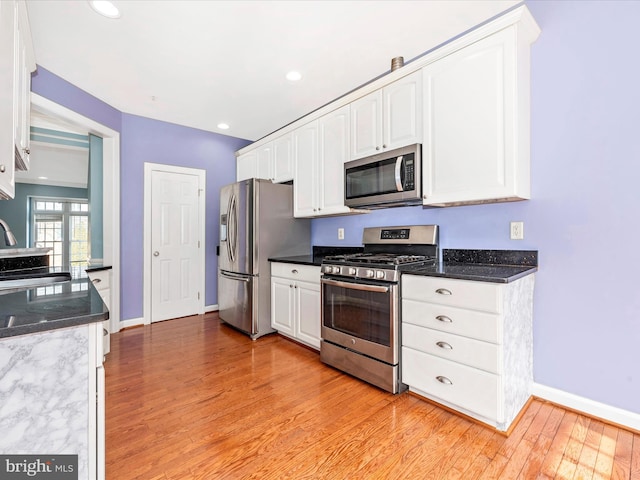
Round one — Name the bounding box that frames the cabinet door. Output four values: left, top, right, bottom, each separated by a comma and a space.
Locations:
422, 28, 523, 206
256, 143, 273, 181
295, 280, 321, 349
293, 121, 318, 217
272, 133, 294, 183
236, 151, 257, 181
13, 0, 33, 171
318, 105, 350, 214
0, 0, 16, 199
350, 89, 383, 160
384, 70, 422, 151
271, 276, 295, 336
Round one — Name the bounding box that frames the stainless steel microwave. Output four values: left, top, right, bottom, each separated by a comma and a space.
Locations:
344, 144, 422, 208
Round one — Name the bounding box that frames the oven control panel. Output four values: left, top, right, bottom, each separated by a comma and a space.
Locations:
380, 228, 410, 240
321, 264, 399, 282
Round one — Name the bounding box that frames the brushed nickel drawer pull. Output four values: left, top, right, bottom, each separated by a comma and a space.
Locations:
436, 376, 453, 385
92, 278, 102, 284
436, 315, 452, 323
291, 269, 298, 274
436, 341, 453, 350
435, 288, 452, 295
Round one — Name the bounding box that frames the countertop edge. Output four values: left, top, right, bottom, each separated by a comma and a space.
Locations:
269, 256, 321, 267
0, 310, 109, 339
85, 265, 113, 273
404, 266, 537, 283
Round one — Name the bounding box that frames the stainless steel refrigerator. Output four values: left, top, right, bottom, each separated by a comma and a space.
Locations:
218, 179, 311, 339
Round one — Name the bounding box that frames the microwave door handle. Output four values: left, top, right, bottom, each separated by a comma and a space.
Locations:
395, 156, 404, 191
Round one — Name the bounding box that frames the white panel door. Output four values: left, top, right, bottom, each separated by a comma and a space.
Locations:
151, 170, 201, 322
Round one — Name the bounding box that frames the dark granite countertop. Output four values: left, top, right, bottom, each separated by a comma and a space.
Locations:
270, 247, 538, 283
85, 264, 113, 273
0, 278, 109, 339
269, 245, 364, 267
408, 249, 538, 283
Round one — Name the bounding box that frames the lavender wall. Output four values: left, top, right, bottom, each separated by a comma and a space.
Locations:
32, 68, 249, 322
31, 1, 638, 415
120, 114, 249, 317
313, 0, 640, 414
32, 66, 121, 133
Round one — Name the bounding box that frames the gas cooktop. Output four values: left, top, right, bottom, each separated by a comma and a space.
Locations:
321, 225, 439, 282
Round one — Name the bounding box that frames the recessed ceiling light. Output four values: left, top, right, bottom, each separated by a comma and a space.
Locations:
217, 123, 230, 130
38, 176, 48, 180
286, 71, 302, 82
88, 1, 121, 19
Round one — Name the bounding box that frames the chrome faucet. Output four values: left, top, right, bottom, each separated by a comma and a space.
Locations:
0, 218, 17, 246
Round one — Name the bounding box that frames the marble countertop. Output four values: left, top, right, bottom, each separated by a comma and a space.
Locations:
0, 278, 108, 339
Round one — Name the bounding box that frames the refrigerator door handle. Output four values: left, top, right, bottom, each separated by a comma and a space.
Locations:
228, 194, 237, 263
220, 270, 250, 282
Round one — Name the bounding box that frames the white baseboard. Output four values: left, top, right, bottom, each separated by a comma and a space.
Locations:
205, 304, 219, 313
532, 383, 640, 432
116, 317, 144, 331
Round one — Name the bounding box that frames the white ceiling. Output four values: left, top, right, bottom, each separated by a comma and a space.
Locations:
26, 0, 519, 142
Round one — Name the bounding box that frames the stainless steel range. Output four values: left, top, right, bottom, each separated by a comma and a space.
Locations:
320, 225, 439, 393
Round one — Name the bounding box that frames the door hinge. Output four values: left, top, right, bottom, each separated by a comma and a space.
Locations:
197, 292, 200, 300
198, 240, 200, 248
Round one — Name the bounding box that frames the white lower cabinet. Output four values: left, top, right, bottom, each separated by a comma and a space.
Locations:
271, 262, 321, 349
87, 269, 111, 355
401, 274, 535, 431
0, 323, 105, 480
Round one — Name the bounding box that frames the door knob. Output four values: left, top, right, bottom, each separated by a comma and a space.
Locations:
153, 251, 160, 257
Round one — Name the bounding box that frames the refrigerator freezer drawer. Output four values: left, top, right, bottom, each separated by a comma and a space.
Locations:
218, 270, 256, 336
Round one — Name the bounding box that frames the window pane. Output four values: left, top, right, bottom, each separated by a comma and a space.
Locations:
31, 197, 89, 270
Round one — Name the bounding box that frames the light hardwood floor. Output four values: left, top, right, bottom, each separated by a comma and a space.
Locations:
105, 313, 640, 479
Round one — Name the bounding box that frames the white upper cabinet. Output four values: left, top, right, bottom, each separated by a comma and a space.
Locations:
350, 70, 422, 160
422, 27, 531, 206
0, 0, 35, 199
294, 105, 357, 218
0, 0, 16, 199
13, 0, 35, 171
256, 144, 272, 180
271, 133, 294, 183
235, 6, 539, 211
236, 150, 258, 181
236, 134, 293, 183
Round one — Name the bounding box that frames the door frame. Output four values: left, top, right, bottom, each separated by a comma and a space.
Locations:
31, 93, 121, 333
143, 162, 206, 325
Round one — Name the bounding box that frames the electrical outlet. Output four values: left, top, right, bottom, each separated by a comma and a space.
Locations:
338, 228, 345, 240
510, 221, 524, 240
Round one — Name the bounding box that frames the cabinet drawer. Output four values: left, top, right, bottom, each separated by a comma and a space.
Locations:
402, 346, 499, 422
402, 299, 500, 344
271, 263, 320, 283
402, 323, 500, 374
88, 270, 110, 292
402, 275, 501, 313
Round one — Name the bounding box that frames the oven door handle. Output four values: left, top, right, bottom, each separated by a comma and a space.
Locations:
322, 277, 390, 293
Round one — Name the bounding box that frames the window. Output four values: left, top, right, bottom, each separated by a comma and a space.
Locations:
30, 197, 90, 277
